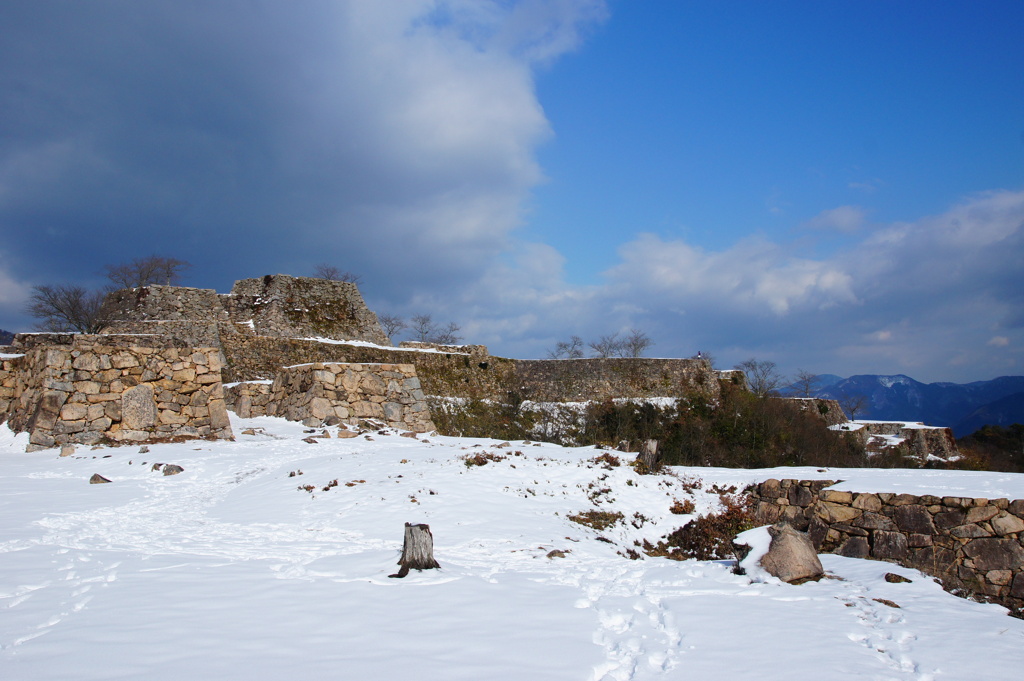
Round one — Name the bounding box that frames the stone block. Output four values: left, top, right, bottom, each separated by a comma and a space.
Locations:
60, 403, 89, 421
815, 501, 861, 524
991, 511, 1024, 536
894, 505, 936, 535
962, 538, 1024, 572
854, 511, 895, 531
872, 531, 909, 561
852, 493, 882, 513
837, 536, 870, 559
951, 524, 993, 539
122, 384, 158, 430
934, 510, 967, 530
820, 490, 853, 504
966, 505, 999, 524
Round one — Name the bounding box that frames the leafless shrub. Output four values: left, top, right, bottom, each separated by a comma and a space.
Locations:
104, 255, 191, 289
26, 284, 106, 333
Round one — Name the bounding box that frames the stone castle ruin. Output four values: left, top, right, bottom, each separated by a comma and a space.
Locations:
0, 274, 721, 450
0, 273, 958, 461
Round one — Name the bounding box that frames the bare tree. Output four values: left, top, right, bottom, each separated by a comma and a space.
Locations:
408, 314, 462, 344
735, 358, 783, 397
26, 284, 107, 333
589, 333, 623, 358
432, 321, 462, 345
378, 313, 407, 342
791, 369, 821, 398
839, 393, 869, 421
313, 263, 362, 285
622, 328, 653, 357
547, 335, 585, 359
104, 255, 191, 289
409, 314, 435, 342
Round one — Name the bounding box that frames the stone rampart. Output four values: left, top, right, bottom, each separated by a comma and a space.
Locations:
513, 357, 719, 402
97, 275, 388, 346
224, 381, 273, 419
260, 362, 435, 432
225, 275, 388, 345
749, 479, 1024, 617
219, 335, 518, 399
1, 334, 232, 449
833, 421, 959, 462
775, 397, 847, 427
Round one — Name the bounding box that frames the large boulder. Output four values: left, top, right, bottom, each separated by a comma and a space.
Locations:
735, 523, 824, 584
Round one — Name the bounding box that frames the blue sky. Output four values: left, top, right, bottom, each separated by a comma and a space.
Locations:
1, 1, 1022, 383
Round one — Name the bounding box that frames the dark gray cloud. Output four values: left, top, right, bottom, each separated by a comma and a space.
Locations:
0, 0, 604, 329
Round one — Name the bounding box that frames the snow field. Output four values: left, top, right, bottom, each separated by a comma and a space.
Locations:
2, 415, 1024, 680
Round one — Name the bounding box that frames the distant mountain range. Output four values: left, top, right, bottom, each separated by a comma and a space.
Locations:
0, 329, 14, 345
789, 374, 1024, 437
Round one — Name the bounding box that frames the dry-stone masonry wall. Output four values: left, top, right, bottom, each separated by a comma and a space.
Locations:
98, 275, 389, 347
836, 421, 959, 462
260, 362, 435, 432
749, 478, 1024, 617
775, 398, 847, 427
223, 381, 273, 419
225, 275, 389, 345
513, 357, 720, 402
2, 334, 232, 449
99, 285, 234, 347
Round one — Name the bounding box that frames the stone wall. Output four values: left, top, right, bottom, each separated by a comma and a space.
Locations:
0, 351, 24, 423
259, 362, 435, 432
749, 479, 1024, 616
513, 357, 720, 402
1, 334, 232, 449
225, 275, 389, 345
98, 275, 388, 346
223, 381, 273, 419
776, 397, 847, 427
833, 421, 959, 462
219, 335, 518, 399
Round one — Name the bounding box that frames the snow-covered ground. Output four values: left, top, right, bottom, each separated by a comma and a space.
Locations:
2, 415, 1023, 680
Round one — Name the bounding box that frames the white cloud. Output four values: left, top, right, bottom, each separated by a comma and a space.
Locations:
802, 205, 866, 233
441, 189, 1024, 382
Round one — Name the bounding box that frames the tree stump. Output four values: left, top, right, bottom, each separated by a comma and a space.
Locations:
637, 439, 660, 472
389, 523, 440, 578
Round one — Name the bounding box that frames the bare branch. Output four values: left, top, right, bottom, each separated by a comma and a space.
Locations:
313, 263, 362, 285
622, 328, 653, 357
105, 255, 191, 289
589, 333, 623, 358
735, 358, 783, 397
26, 284, 106, 333
377, 313, 407, 342
547, 335, 585, 359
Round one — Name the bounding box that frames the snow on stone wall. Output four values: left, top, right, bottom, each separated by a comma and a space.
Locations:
257, 362, 435, 433
1, 335, 233, 449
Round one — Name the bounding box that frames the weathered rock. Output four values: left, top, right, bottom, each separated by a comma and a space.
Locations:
89, 473, 111, 484
894, 505, 936, 535
872, 531, 909, 561
121, 384, 158, 430
836, 536, 870, 559
59, 444, 75, 457
162, 464, 184, 476
991, 511, 1024, 536
759, 523, 824, 584
962, 539, 1024, 572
